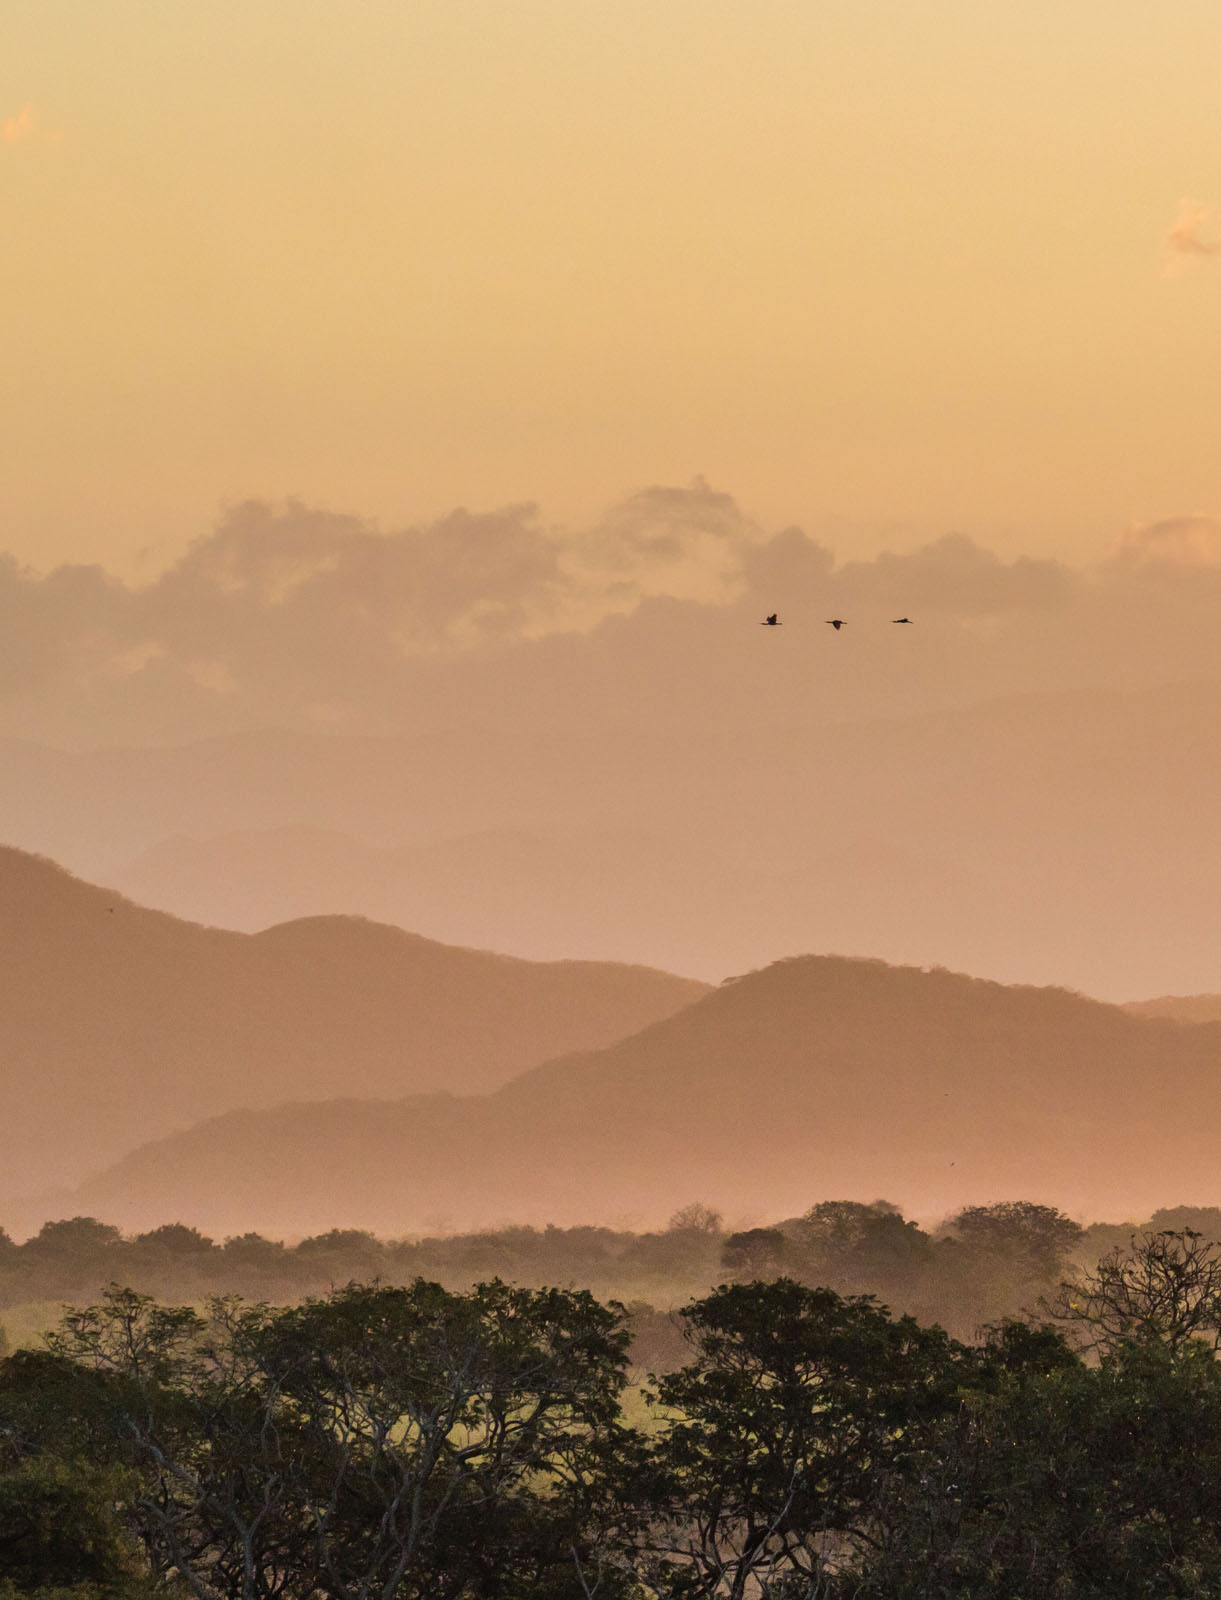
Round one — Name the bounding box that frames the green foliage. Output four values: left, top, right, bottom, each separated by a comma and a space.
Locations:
635, 1279, 966, 1595
12, 1280, 639, 1600
854, 1337, 1221, 1599
0, 1456, 142, 1591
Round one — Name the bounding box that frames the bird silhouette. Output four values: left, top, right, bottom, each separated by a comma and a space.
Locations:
892, 617, 913, 624
826, 619, 845, 630
761, 613, 781, 625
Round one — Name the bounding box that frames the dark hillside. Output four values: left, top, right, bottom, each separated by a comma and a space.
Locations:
1124, 994, 1221, 1025
0, 846, 707, 1199
67, 955, 1221, 1237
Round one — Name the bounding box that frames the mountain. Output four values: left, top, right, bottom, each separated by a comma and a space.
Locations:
0, 846, 707, 1202
1124, 995, 1221, 1025
65, 955, 1221, 1239
8, 680, 1221, 998
110, 823, 980, 981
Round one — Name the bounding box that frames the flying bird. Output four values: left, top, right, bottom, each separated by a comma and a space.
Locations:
761, 613, 781, 625
892, 617, 913, 624
825, 619, 845, 630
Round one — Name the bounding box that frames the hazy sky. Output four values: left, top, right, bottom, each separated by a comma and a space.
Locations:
5, 0, 1221, 575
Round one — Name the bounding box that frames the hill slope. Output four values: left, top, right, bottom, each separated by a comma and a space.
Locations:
66, 955, 1221, 1238
8, 681, 1221, 998
0, 847, 707, 1199
111, 822, 979, 983
1124, 994, 1221, 1025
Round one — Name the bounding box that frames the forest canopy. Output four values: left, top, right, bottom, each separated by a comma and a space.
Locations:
6, 1231, 1221, 1598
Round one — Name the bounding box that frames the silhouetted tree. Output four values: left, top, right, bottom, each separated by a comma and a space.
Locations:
132, 1223, 214, 1255
1148, 1205, 1221, 1242
1052, 1228, 1221, 1356
25, 1217, 122, 1258
721, 1228, 789, 1280
635, 1279, 964, 1596
856, 1328, 1221, 1598
667, 1203, 723, 1236
793, 1200, 933, 1303
28, 1280, 638, 1599
221, 1231, 286, 1266
950, 1201, 1084, 1277
935, 1201, 1085, 1333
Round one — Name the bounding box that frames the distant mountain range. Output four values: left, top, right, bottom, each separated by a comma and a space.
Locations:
6, 680, 1221, 996
0, 847, 706, 1206
63, 954, 1221, 1240
109, 822, 980, 982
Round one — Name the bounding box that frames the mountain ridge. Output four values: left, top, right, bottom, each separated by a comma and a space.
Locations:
0, 845, 708, 1201
59, 953, 1221, 1239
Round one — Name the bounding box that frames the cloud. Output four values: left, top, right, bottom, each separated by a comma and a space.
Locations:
2, 105, 62, 145
4, 487, 1221, 747
563, 478, 761, 618
831, 534, 1077, 617
1163, 199, 1220, 277
2, 105, 36, 143
1109, 514, 1221, 569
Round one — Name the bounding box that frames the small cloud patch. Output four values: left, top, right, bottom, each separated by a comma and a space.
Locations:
1163, 198, 1221, 277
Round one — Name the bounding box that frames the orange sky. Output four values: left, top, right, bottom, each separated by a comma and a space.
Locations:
4, 0, 1221, 575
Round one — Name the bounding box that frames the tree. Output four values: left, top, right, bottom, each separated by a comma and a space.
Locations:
132, 1224, 215, 1255
220, 1232, 286, 1267
25, 1218, 122, 1258
852, 1326, 1221, 1599
0, 1342, 155, 1595
667, 1204, 723, 1237
0, 1455, 146, 1593
720, 1229, 789, 1281
950, 1201, 1084, 1279
1051, 1228, 1221, 1356
635, 1279, 965, 1597
934, 1202, 1086, 1335
31, 1280, 639, 1600
792, 1201, 932, 1303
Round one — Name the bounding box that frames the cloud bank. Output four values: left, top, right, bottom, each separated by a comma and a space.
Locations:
3, 485, 1221, 746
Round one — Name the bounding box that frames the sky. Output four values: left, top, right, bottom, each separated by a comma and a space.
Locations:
4, 0, 1221, 578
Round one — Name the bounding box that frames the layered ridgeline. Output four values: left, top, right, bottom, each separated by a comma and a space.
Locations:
7, 680, 1221, 997
68, 955, 1221, 1239
0, 847, 707, 1204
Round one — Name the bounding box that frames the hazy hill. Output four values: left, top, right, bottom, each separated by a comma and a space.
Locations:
111, 823, 978, 981
66, 955, 1221, 1239
7, 680, 1221, 997
1124, 995, 1221, 1025
0, 846, 707, 1200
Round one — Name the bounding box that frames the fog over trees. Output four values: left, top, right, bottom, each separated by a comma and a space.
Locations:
7, 1227, 1221, 1597
6, 1200, 1221, 1352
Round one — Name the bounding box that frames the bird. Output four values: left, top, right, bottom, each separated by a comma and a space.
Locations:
761, 613, 781, 625
825, 619, 845, 630
892, 617, 913, 624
